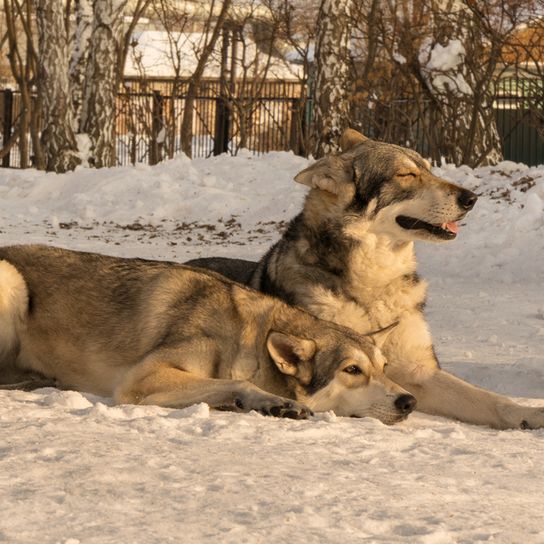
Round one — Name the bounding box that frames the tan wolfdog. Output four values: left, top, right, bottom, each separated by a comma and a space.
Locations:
0, 244, 417, 423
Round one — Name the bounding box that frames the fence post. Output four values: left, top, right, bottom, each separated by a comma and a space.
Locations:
289, 98, 305, 156
150, 90, 164, 165
213, 97, 230, 156
213, 27, 231, 156
2, 89, 13, 167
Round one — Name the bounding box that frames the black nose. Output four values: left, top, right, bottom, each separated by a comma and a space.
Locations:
457, 189, 478, 210
394, 394, 417, 414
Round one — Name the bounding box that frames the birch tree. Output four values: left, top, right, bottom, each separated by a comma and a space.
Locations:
313, 0, 353, 158
36, 0, 81, 172
79, 0, 128, 167
3, 0, 43, 168
69, 0, 93, 132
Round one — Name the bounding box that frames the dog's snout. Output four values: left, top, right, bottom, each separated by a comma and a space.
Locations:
457, 189, 478, 210
394, 394, 417, 414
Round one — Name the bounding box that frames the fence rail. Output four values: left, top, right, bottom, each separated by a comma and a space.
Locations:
0, 77, 543, 168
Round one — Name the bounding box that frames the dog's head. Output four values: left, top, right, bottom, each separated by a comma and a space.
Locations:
266, 323, 416, 424
295, 129, 477, 243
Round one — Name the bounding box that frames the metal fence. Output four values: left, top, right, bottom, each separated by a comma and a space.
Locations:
116, 80, 308, 163
350, 77, 544, 167
494, 77, 544, 166
0, 76, 543, 167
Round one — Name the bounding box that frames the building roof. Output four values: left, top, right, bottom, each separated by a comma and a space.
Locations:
124, 30, 304, 80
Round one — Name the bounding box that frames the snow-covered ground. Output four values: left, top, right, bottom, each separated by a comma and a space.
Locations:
0, 152, 543, 543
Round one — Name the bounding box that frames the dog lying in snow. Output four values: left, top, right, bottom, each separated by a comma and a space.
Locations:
0, 244, 416, 423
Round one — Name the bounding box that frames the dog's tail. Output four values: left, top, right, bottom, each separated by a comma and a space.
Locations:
0, 260, 28, 359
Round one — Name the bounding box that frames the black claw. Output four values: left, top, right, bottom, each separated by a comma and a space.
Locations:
234, 398, 245, 410
520, 420, 530, 430
269, 406, 281, 417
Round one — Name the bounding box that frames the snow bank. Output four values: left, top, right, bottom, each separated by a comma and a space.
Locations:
1, 150, 543, 280
0, 151, 307, 230
420, 161, 544, 283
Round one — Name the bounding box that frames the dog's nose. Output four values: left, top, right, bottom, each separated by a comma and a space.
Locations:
394, 394, 417, 414
457, 189, 478, 210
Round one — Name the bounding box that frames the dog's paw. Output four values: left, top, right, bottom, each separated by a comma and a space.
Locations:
498, 404, 544, 430
518, 407, 544, 430
258, 400, 312, 420
215, 397, 248, 413
214, 386, 312, 420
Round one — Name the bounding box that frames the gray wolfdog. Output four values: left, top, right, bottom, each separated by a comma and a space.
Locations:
187, 129, 544, 430
0, 244, 417, 423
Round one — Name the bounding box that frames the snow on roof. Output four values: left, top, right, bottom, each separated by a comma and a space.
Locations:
124, 30, 304, 80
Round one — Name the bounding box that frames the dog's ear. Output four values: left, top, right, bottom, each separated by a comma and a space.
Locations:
366, 321, 399, 350
339, 128, 368, 152
294, 156, 353, 195
266, 331, 316, 376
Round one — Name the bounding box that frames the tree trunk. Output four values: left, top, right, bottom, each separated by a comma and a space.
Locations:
313, 0, 353, 158
80, 0, 127, 168
69, 0, 93, 133
36, 0, 81, 173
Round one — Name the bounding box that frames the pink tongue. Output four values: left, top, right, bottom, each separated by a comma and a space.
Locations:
444, 221, 458, 234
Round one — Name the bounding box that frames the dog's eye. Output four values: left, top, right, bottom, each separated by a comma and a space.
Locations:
343, 365, 363, 375
397, 172, 417, 178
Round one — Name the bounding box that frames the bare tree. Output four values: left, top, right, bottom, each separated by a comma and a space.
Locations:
313, 0, 353, 158
36, 0, 81, 172
415, 1, 507, 166
2, 0, 43, 168
504, 0, 544, 139
151, 0, 191, 159
367, 0, 522, 166
180, 0, 232, 157
222, 1, 283, 153
270, 0, 318, 156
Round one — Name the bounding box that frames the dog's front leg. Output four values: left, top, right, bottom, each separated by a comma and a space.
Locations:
115, 356, 311, 419
406, 369, 544, 430
384, 314, 544, 429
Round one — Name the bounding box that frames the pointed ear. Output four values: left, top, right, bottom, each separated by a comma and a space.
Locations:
366, 321, 399, 350
294, 156, 353, 195
339, 128, 368, 152
266, 331, 316, 376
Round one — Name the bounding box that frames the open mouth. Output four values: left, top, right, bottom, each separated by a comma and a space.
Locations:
396, 215, 459, 240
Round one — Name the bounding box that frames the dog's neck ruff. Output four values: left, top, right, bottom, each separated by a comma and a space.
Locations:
349, 235, 418, 287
